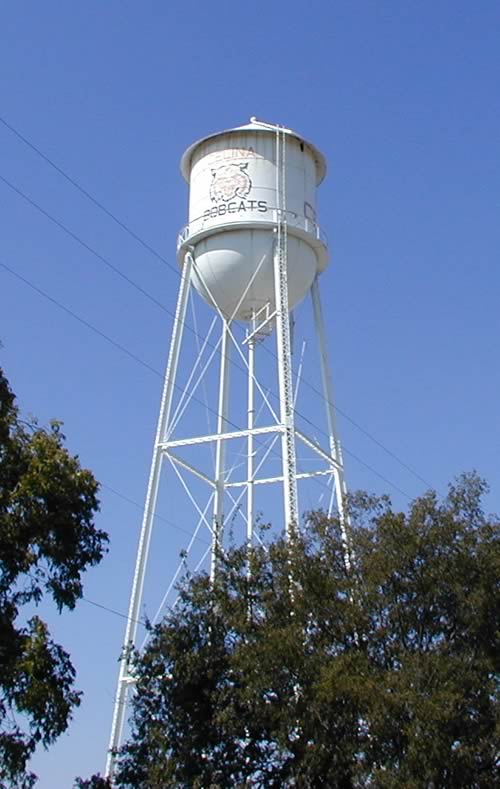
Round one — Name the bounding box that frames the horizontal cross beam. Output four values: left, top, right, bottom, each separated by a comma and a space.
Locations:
159, 425, 283, 449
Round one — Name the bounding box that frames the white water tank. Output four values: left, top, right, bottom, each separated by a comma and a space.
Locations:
177, 118, 328, 322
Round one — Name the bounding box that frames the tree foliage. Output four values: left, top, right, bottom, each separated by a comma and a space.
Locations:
94, 474, 498, 788
0, 367, 107, 788
73, 775, 111, 789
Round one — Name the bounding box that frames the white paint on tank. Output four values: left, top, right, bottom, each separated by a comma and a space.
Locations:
178, 119, 328, 322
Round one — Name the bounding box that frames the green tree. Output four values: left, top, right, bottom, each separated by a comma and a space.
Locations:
92, 474, 498, 788
0, 367, 108, 788
73, 775, 111, 789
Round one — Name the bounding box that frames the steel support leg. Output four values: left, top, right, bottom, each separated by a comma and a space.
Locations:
311, 276, 351, 563
105, 253, 193, 777
211, 320, 231, 581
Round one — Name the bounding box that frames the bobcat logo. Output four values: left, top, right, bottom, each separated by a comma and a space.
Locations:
210, 162, 252, 203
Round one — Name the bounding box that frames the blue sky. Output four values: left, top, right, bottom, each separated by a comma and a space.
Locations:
1, 2, 499, 785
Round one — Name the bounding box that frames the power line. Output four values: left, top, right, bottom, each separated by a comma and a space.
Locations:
0, 113, 430, 490
0, 169, 418, 499
1, 265, 351, 632
0, 114, 179, 278
0, 171, 273, 418
0, 259, 246, 436
1, 259, 163, 377
2, 256, 413, 646
100, 482, 211, 547
1, 259, 412, 501
0, 172, 172, 315
82, 596, 147, 628
260, 338, 432, 488
0, 261, 370, 506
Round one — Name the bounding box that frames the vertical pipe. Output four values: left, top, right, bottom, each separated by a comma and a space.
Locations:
211, 320, 231, 581
105, 253, 193, 778
246, 337, 255, 551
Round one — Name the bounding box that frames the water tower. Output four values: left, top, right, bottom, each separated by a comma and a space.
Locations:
106, 118, 349, 775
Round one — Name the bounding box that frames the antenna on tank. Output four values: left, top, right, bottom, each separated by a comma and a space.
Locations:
105, 118, 350, 777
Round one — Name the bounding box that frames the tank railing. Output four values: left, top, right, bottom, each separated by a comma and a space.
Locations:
177, 207, 327, 252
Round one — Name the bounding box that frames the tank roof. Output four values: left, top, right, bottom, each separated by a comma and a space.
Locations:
180, 117, 327, 185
